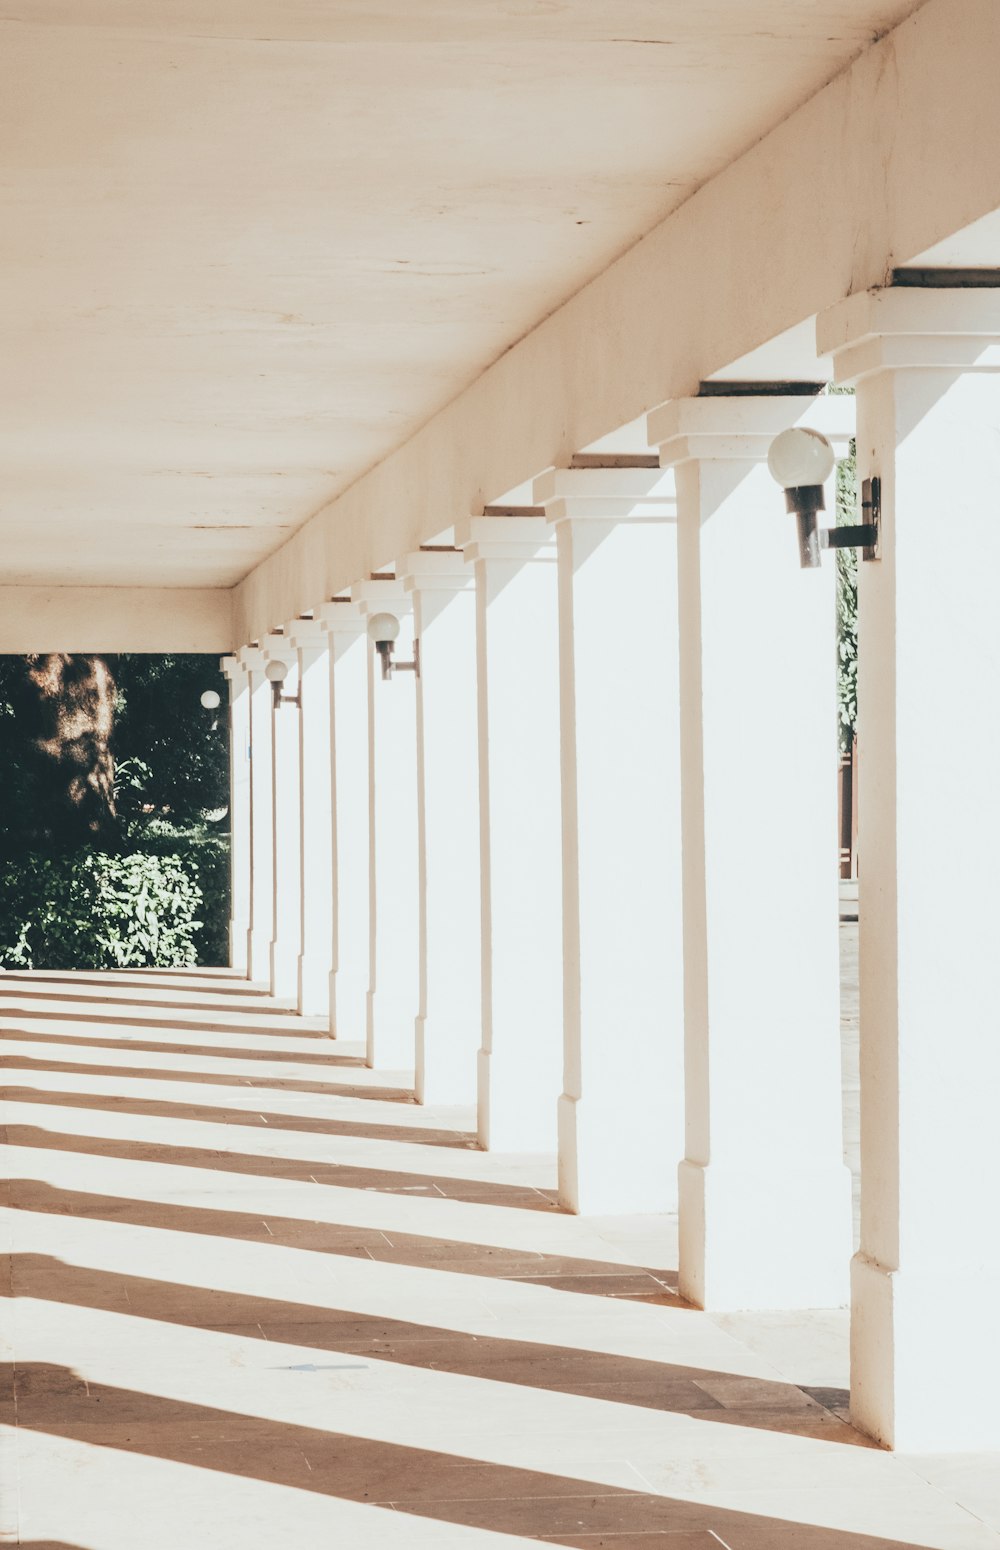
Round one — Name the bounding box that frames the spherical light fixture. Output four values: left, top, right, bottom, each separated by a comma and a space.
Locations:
200, 689, 221, 711
366, 609, 420, 681
367, 612, 401, 645
767, 427, 837, 569
264, 659, 288, 684
767, 427, 836, 490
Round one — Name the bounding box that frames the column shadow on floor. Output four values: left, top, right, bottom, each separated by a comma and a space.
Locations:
3, 1363, 926, 1550
5, 1084, 479, 1148
5, 1249, 848, 1439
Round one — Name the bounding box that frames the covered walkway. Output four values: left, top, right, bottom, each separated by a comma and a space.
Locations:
1, 966, 997, 1549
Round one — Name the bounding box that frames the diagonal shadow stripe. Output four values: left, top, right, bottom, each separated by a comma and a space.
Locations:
5, 1252, 856, 1443
0, 985, 297, 1015
2, 970, 271, 996
0, 1027, 356, 1062
0, 1007, 330, 1038
5, 1126, 558, 1209
8, 1180, 675, 1302
1, 1057, 413, 1100
6, 1364, 921, 1548
3, 1086, 478, 1149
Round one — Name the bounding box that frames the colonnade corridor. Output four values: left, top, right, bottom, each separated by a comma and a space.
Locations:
1, 956, 997, 1549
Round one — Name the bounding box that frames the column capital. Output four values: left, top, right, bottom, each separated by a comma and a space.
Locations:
818, 286, 1000, 383
316, 597, 367, 635
398, 547, 472, 595
454, 513, 554, 562
283, 617, 329, 650
236, 644, 266, 672
350, 576, 413, 618
533, 464, 676, 523
261, 632, 297, 665
649, 392, 854, 469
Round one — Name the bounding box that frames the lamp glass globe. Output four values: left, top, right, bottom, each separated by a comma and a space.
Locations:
200, 689, 221, 710
264, 659, 288, 683
767, 427, 836, 489
367, 611, 401, 644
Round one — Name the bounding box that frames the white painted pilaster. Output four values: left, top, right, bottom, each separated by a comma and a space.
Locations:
351, 579, 419, 1072
819, 287, 1000, 1450
319, 600, 370, 1041
221, 654, 251, 976
456, 514, 562, 1153
261, 633, 301, 1002
651, 392, 854, 1310
534, 465, 684, 1214
285, 619, 333, 1017
400, 548, 481, 1108
239, 645, 273, 984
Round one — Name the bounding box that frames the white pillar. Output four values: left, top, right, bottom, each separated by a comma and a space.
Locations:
650, 392, 854, 1310
221, 655, 251, 976
533, 466, 684, 1214
285, 620, 333, 1017
318, 600, 370, 1041
819, 287, 1000, 1450
352, 580, 419, 1072
400, 548, 481, 1107
240, 645, 273, 985
456, 515, 562, 1153
261, 633, 301, 1002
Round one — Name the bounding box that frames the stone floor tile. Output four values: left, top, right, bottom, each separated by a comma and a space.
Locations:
3, 960, 999, 1550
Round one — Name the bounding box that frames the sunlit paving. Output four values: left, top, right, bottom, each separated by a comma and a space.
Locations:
1, 963, 997, 1550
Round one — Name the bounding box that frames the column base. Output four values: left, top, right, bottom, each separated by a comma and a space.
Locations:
270, 941, 299, 1001
678, 1157, 852, 1311
247, 928, 272, 985
366, 990, 416, 1072
851, 1251, 1000, 1450
415, 1015, 479, 1106
228, 918, 249, 976
297, 952, 332, 1017
557, 1092, 680, 1216
477, 1047, 558, 1154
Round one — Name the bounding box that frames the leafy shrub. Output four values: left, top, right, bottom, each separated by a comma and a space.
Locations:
0, 850, 205, 970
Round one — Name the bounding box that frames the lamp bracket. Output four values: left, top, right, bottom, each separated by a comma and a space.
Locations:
271, 683, 301, 710
820, 477, 881, 562
377, 638, 421, 681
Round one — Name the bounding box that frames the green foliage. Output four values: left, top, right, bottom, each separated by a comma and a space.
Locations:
835, 439, 859, 752
0, 850, 204, 969
0, 653, 231, 967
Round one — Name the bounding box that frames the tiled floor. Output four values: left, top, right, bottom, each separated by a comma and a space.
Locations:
1, 954, 997, 1549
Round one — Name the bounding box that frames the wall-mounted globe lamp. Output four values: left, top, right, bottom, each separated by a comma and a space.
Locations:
767, 427, 880, 569
265, 658, 301, 710
199, 687, 221, 731
367, 612, 420, 681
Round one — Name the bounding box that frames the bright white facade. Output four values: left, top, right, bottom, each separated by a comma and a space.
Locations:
4, 0, 1000, 1458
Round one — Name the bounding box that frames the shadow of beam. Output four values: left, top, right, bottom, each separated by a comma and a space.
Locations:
0, 1005, 333, 1038
0, 1029, 362, 1066
6, 1363, 921, 1548
6, 1251, 854, 1443
2, 970, 270, 997
0, 985, 295, 1015
2, 1056, 413, 1100
9, 1179, 671, 1301
4, 1085, 478, 1149
5, 1125, 557, 1209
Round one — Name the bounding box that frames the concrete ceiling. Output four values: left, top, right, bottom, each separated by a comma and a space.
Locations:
0, 1, 924, 588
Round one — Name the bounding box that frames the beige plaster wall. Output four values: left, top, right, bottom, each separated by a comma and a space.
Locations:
0, 588, 234, 654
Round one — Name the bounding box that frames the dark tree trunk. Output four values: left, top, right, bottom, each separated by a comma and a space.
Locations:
10, 654, 119, 848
